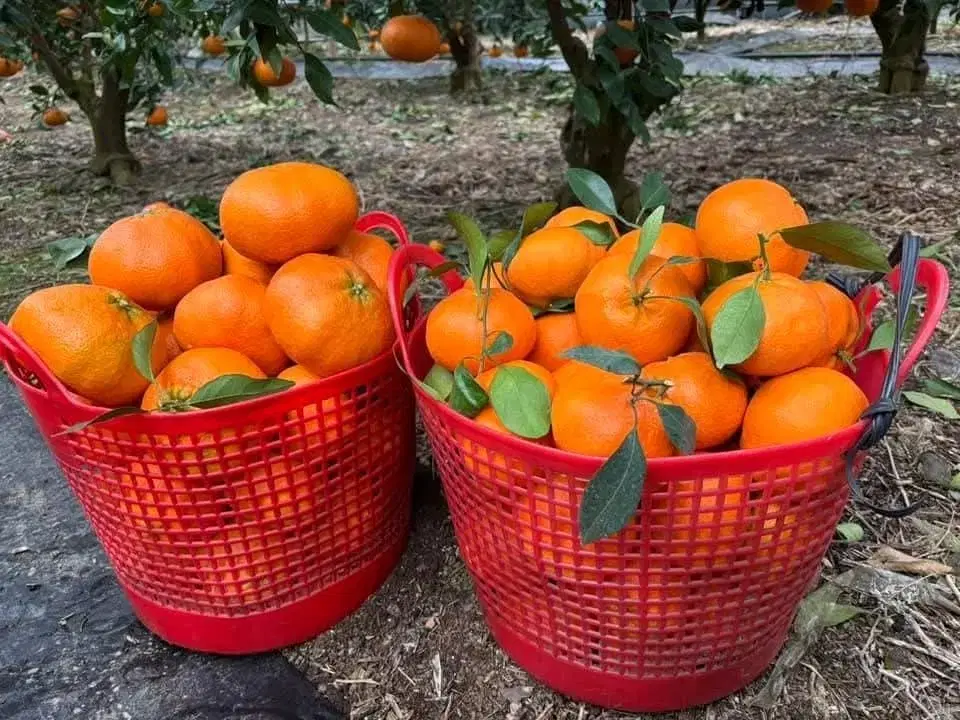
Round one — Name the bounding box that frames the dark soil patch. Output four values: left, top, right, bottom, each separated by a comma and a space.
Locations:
2, 63, 960, 719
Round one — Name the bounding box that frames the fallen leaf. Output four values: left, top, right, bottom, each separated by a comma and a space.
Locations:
869, 546, 955, 576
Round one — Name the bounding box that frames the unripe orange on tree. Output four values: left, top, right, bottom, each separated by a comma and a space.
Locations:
201, 35, 227, 56
596, 20, 638, 66
845, 0, 879, 16
42, 108, 69, 127
146, 106, 168, 127
219, 161, 359, 264
252, 57, 296, 87
381, 15, 442, 63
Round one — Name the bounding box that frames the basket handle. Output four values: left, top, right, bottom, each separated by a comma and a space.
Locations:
0, 322, 74, 404
844, 234, 950, 518
355, 211, 411, 246
387, 243, 464, 374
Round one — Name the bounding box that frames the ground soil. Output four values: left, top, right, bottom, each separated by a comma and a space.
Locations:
2, 61, 960, 720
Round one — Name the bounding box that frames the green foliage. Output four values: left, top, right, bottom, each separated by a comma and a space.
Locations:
489, 365, 551, 438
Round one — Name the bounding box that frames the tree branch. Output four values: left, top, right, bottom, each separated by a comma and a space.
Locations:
28, 29, 96, 113
546, 0, 589, 79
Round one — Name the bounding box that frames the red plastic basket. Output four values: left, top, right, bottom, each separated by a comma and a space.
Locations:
0, 212, 416, 654
386, 241, 949, 711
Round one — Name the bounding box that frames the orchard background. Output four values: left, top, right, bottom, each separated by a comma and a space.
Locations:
2, 1, 960, 718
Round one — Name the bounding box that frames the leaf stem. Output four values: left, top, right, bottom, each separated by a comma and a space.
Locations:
757, 233, 772, 280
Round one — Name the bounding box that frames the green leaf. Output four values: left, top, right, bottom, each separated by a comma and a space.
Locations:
705, 259, 754, 294
520, 202, 558, 236
188, 375, 293, 409
566, 168, 618, 216
489, 366, 552, 439
580, 428, 646, 544
655, 403, 696, 455
46, 235, 95, 270
628, 206, 664, 279
903, 391, 959, 420
402, 278, 420, 307
780, 222, 892, 273
669, 295, 710, 353
664, 256, 699, 266
448, 212, 488, 292
642, 0, 672, 12
572, 83, 600, 125
55, 406, 144, 436
639, 171, 670, 213
306, 8, 360, 50
574, 220, 617, 248
304, 54, 336, 105
711, 286, 766, 368
920, 239, 949, 258
863, 305, 918, 353
183, 195, 220, 231
645, 17, 682, 39
486, 330, 514, 358
427, 260, 462, 278
561, 346, 641, 375
488, 229, 516, 261
423, 364, 454, 401
604, 21, 642, 51
131, 321, 157, 382
921, 378, 960, 401
449, 364, 488, 418
673, 16, 705, 33
836, 522, 864, 542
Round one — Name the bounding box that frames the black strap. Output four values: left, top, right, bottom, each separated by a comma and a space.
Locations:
838, 233, 923, 518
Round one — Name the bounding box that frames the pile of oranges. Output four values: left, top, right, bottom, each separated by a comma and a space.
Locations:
10, 161, 396, 413
425, 177, 871, 461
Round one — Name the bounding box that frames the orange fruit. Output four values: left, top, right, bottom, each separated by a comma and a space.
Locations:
265, 254, 393, 377
173, 275, 289, 376
145, 106, 168, 126
609, 223, 706, 294
368, 29, 381, 40
528, 313, 582, 371
56, 7, 80, 25
439, 42, 451, 55
740, 367, 869, 449
141, 347, 265, 411
331, 230, 395, 292
476, 360, 557, 398
42, 108, 68, 126
488, 46, 503, 58
428, 239, 446, 253
89, 206, 222, 311
513, 45, 529, 58
640, 352, 747, 450
552, 359, 609, 389
252, 56, 296, 86
545, 207, 619, 238
551, 369, 673, 458
695, 178, 810, 277
380, 15, 442, 62
220, 161, 359, 264
506, 226, 605, 307
201, 35, 227, 56
143, 201, 171, 212
845, 0, 878, 15
702, 271, 829, 377
146, 1, 164, 17
152, 315, 182, 374
574, 252, 695, 366
10, 285, 153, 407
426, 287, 536, 373
277, 365, 357, 447
809, 281, 860, 368
653, 475, 749, 568
595, 19, 638, 66
221, 239, 276, 285
0, 57, 24, 77
797, 0, 832, 10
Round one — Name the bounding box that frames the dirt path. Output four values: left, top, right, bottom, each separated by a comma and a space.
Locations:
1, 66, 959, 719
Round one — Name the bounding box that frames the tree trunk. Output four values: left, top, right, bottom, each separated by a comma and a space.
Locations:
449, 23, 482, 96
872, 0, 930, 95
559, 110, 641, 218
88, 70, 140, 185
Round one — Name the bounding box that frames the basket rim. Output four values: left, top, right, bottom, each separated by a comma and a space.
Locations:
4, 341, 403, 429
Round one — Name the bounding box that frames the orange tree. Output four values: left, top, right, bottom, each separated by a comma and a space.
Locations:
0, 1, 356, 184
